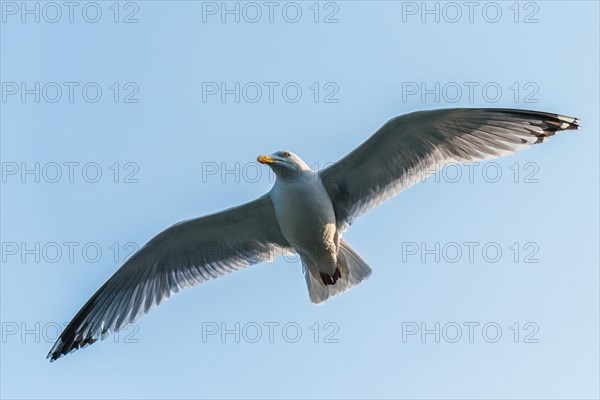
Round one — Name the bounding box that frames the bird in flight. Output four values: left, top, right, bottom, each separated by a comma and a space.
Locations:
48, 108, 580, 361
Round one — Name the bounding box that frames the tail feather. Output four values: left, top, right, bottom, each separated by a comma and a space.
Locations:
304, 238, 372, 304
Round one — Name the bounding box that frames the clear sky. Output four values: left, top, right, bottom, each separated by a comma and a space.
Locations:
1, 1, 598, 399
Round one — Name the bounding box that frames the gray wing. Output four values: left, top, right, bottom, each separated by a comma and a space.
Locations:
48, 195, 290, 361
320, 108, 581, 230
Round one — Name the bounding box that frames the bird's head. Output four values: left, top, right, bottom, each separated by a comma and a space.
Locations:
257, 150, 310, 181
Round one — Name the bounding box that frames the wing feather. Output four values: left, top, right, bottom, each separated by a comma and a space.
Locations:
48, 195, 290, 361
320, 108, 580, 230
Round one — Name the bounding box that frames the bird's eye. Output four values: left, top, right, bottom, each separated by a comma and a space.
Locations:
282, 152, 290, 158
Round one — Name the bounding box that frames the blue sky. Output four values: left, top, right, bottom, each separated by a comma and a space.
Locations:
1, 1, 599, 399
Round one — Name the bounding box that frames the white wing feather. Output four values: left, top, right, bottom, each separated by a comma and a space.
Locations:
321, 108, 580, 230
48, 195, 290, 361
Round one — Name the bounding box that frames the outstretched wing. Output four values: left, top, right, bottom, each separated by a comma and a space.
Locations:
48, 195, 290, 361
320, 108, 580, 230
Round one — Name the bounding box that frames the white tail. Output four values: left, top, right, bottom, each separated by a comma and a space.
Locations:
303, 238, 372, 304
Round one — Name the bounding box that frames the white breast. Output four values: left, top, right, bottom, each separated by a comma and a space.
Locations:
269, 171, 337, 261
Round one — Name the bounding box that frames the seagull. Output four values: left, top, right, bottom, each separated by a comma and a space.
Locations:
48, 108, 580, 361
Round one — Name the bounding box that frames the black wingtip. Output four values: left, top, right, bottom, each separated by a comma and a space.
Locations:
483, 109, 582, 143
47, 336, 99, 363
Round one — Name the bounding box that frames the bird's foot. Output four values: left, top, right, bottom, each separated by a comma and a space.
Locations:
320, 268, 342, 286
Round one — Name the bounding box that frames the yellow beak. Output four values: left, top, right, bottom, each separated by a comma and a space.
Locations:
257, 155, 275, 164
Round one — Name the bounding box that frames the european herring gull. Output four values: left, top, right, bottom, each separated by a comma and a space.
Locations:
48, 108, 580, 361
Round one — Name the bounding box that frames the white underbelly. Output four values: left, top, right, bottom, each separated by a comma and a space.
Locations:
270, 178, 337, 262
